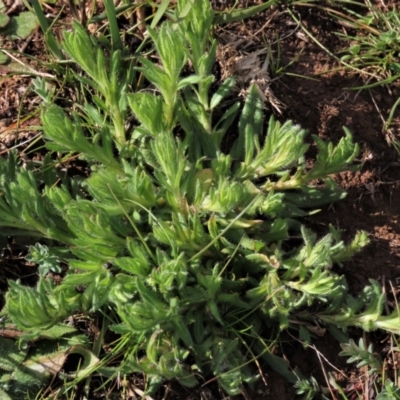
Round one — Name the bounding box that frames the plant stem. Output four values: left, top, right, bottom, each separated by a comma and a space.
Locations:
262, 177, 304, 191
111, 107, 126, 147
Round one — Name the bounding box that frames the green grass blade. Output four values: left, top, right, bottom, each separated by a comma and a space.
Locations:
88, 4, 134, 24
287, 8, 378, 80
213, 0, 277, 25
151, 0, 172, 29
384, 96, 400, 131
345, 75, 400, 90
30, 0, 64, 59
30, 0, 49, 31
45, 31, 64, 60
103, 0, 123, 51
177, 0, 194, 20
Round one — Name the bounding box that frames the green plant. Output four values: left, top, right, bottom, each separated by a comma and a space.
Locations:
62, 22, 130, 148
30, 0, 64, 60
339, 338, 382, 374
335, 0, 400, 87
294, 376, 328, 400
284, 0, 400, 89
31, 77, 55, 105
25, 243, 62, 277
1, 0, 399, 397
377, 380, 400, 400
335, 337, 400, 399
0, 11, 38, 41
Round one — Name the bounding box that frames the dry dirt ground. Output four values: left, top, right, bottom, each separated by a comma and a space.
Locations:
1, 0, 400, 399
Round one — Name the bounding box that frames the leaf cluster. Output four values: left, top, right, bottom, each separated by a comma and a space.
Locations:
25, 243, 61, 277
1, 0, 396, 396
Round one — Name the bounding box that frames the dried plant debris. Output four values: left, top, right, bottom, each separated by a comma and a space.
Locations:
216, 31, 284, 113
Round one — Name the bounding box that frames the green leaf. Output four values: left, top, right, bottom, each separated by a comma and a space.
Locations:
349, 44, 361, 55
173, 317, 194, 348
103, 0, 123, 51
136, 279, 169, 312
63, 22, 101, 84
0, 388, 12, 400
42, 105, 122, 172
284, 186, 347, 209
259, 350, 297, 384
13, 347, 69, 392
138, 58, 173, 103
31, 0, 64, 59
339, 339, 382, 373
307, 128, 359, 179
248, 116, 308, 180
114, 257, 150, 277
210, 77, 236, 109
151, 0, 172, 29
147, 23, 186, 85
231, 84, 263, 160
0, 13, 9, 28
0, 337, 28, 372
128, 93, 166, 136
177, 75, 205, 90
0, 12, 39, 40
0, 50, 8, 64
6, 279, 75, 331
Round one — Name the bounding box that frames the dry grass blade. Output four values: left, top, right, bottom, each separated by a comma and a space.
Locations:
1, 50, 55, 78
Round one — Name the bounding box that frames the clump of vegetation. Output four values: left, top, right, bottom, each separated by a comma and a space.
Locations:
337, 0, 400, 86
25, 243, 62, 277
1, 0, 400, 398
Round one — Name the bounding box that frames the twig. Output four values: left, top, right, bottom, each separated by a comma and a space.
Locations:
313, 346, 338, 400
0, 134, 41, 155
308, 345, 347, 379
1, 50, 55, 79
6, 0, 23, 14
18, 33, 35, 53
